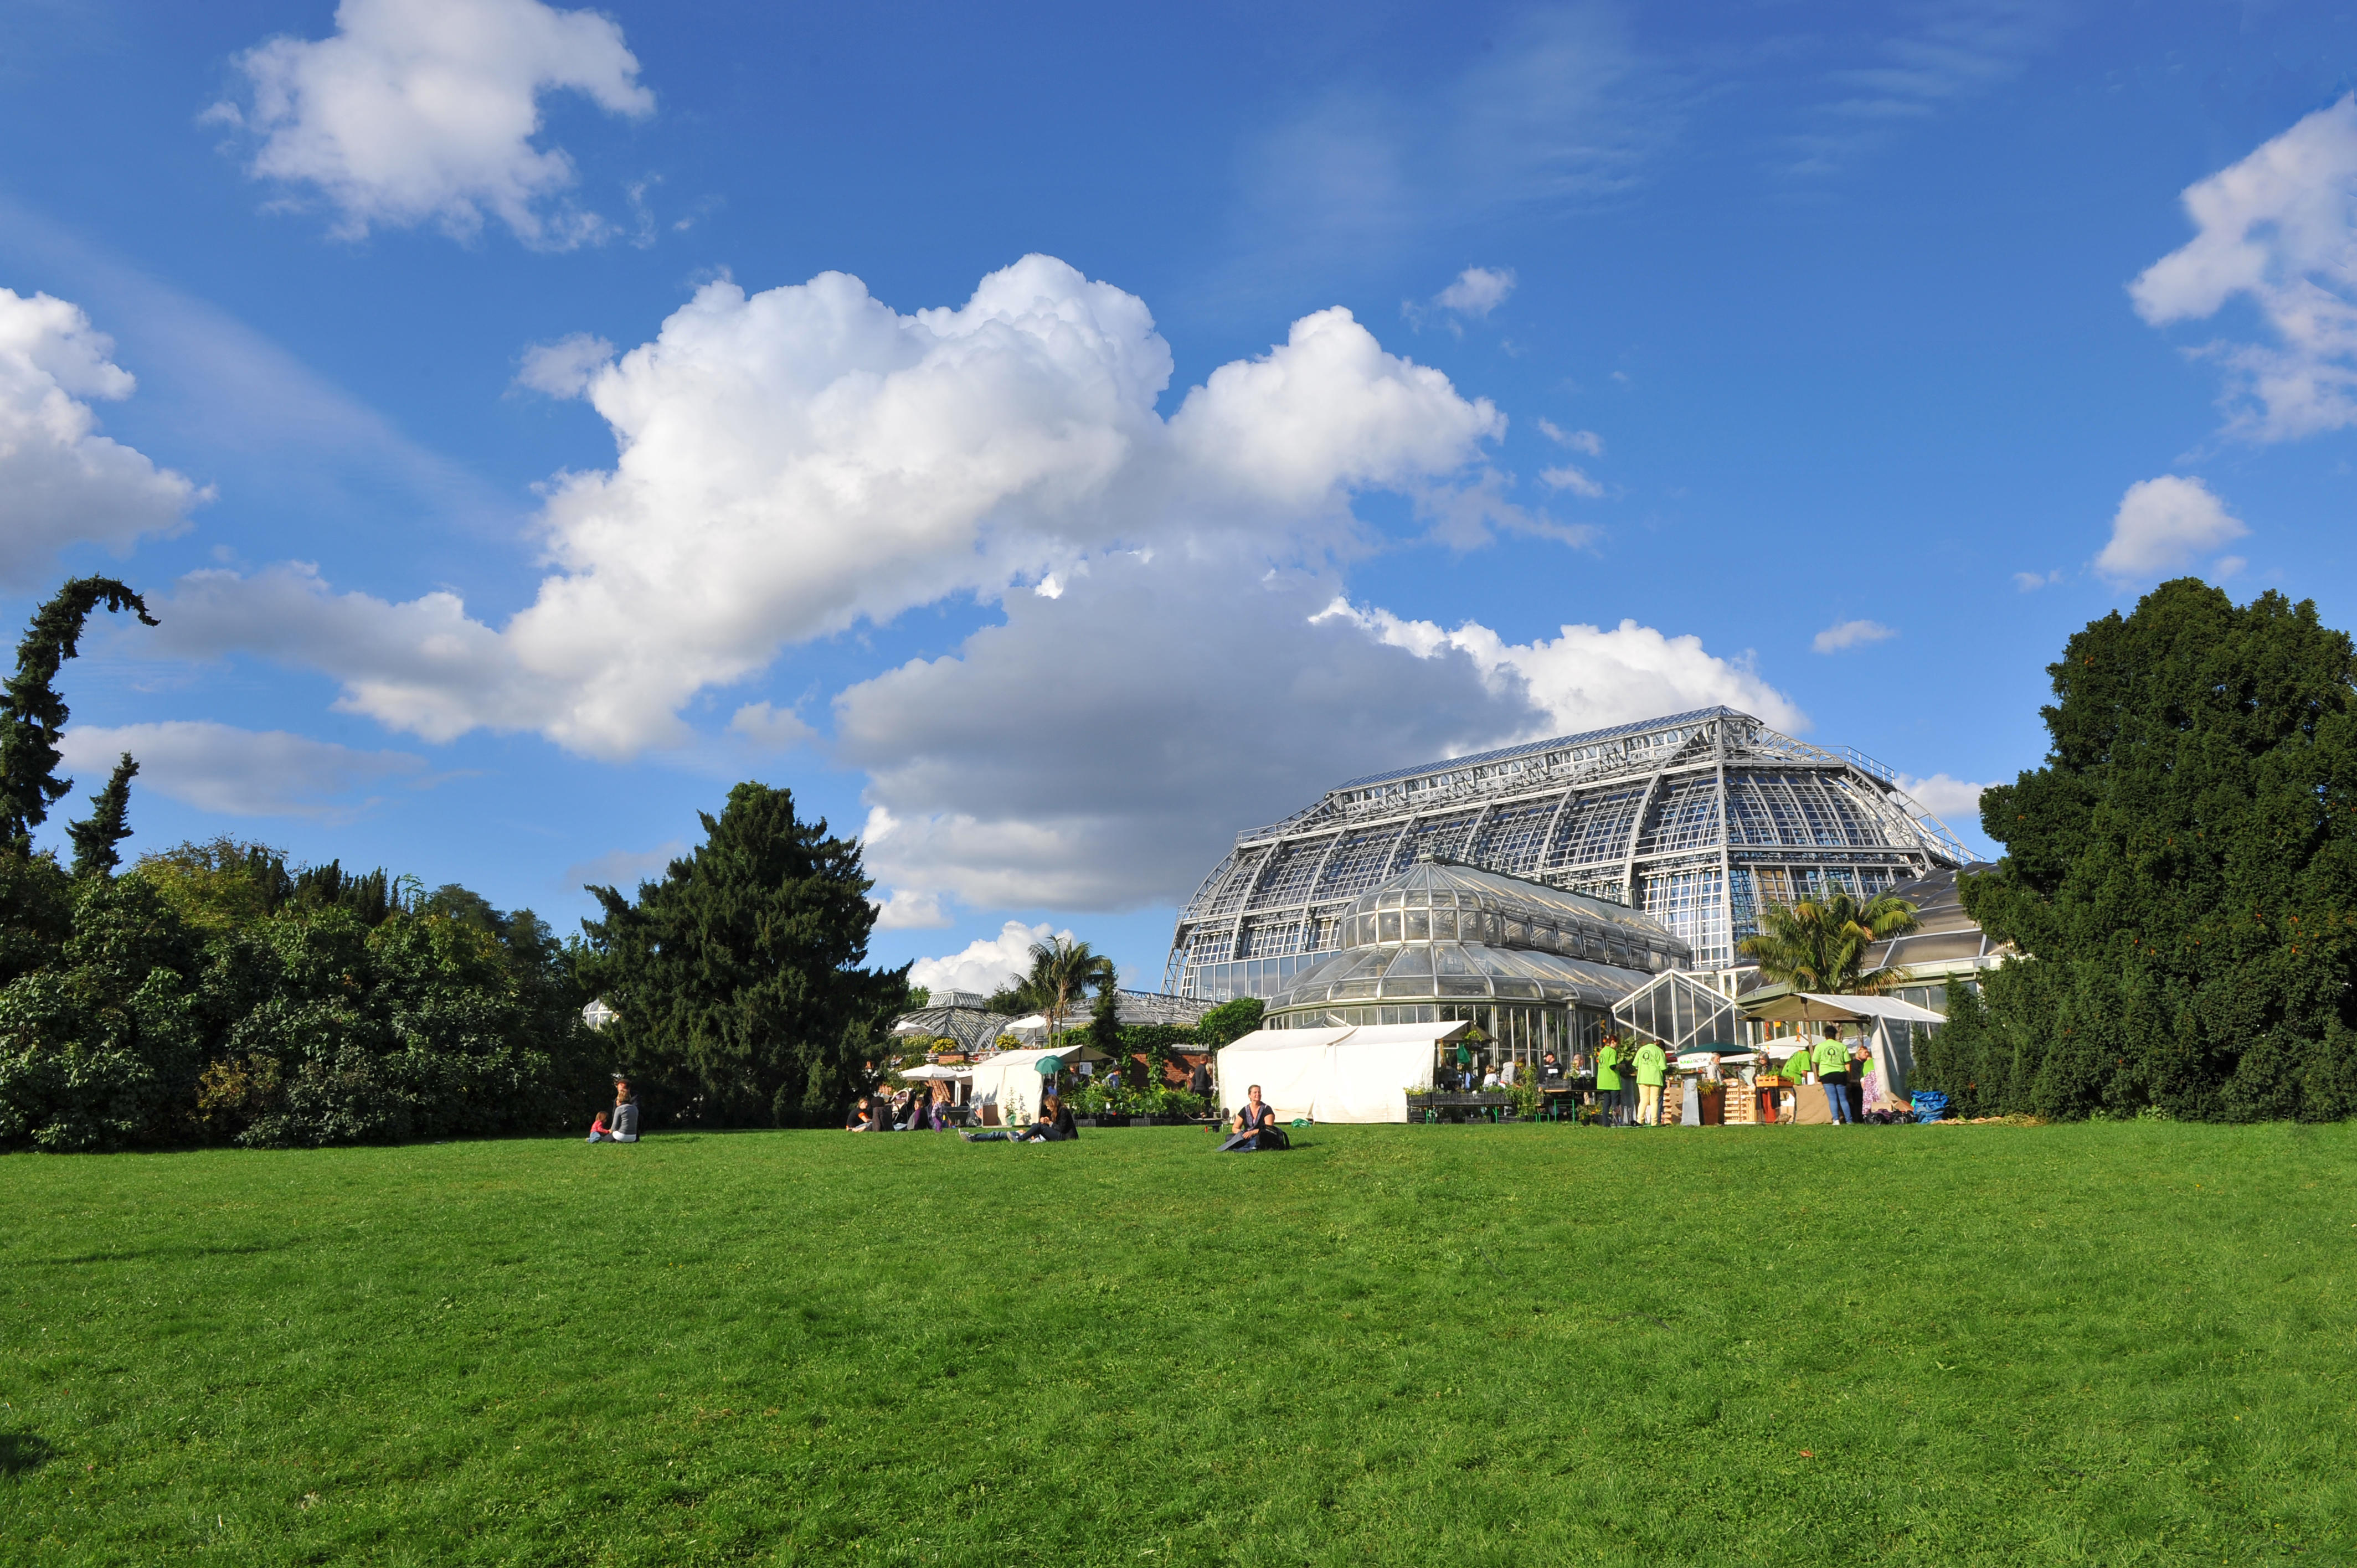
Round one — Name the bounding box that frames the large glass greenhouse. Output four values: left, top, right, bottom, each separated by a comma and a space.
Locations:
1169, 705, 1966, 998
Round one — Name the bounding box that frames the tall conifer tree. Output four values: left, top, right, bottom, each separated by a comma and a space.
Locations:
1929, 579, 2357, 1121
1, 577, 157, 851
581, 782, 910, 1127
68, 754, 138, 879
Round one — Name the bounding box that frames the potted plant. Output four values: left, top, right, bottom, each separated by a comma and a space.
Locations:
1696, 1076, 1726, 1125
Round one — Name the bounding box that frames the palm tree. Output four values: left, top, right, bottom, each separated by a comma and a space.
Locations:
1738, 891, 1921, 996
1017, 936, 1114, 1049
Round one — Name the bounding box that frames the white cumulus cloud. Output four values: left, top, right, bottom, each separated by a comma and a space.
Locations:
1895, 773, 1996, 833
166, 256, 1507, 759
1538, 463, 1605, 497
908, 920, 1062, 997
60, 721, 426, 821
1537, 419, 1604, 456
1436, 266, 1515, 316
727, 701, 816, 751
1812, 619, 1896, 654
2095, 475, 2248, 581
1322, 599, 1807, 737
213, 0, 655, 247
871, 888, 952, 931
2129, 95, 2357, 440
0, 288, 206, 582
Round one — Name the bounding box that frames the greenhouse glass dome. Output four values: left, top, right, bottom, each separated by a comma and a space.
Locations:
1170, 706, 1965, 998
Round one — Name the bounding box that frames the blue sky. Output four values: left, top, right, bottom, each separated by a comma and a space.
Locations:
3, 0, 2353, 994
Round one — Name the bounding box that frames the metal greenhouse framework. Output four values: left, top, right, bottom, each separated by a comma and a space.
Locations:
1168, 706, 1967, 998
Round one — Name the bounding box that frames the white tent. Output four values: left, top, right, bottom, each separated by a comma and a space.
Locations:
1742, 991, 1946, 1097
967, 1044, 1102, 1126
1215, 1020, 1469, 1124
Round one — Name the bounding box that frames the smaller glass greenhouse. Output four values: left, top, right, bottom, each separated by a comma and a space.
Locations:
1262, 857, 1686, 1062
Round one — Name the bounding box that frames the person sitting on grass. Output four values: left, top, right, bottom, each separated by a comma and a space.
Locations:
847, 1092, 887, 1132
1219, 1085, 1288, 1152
589, 1081, 639, 1143
1021, 1092, 1078, 1142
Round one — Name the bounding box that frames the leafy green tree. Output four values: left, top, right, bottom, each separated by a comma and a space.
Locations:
1737, 891, 1919, 994
68, 754, 138, 879
580, 782, 908, 1128
1932, 579, 2357, 1122
1, 577, 156, 850
0, 873, 201, 1150
1195, 997, 1264, 1049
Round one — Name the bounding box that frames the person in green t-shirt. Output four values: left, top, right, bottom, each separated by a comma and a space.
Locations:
1634, 1039, 1668, 1126
1454, 1038, 1475, 1091
1813, 1033, 1853, 1125
1596, 1036, 1625, 1125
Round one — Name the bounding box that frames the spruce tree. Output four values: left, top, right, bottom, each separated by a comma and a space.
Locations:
1088, 965, 1123, 1087
68, 753, 138, 879
1, 577, 157, 851
581, 782, 910, 1127
1941, 578, 2357, 1121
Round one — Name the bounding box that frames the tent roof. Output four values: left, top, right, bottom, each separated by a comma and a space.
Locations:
1741, 989, 1947, 1024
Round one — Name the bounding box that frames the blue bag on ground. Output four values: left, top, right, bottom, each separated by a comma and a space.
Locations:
1911, 1091, 1950, 1124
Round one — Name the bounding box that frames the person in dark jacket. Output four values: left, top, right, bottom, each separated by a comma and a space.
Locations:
1023, 1092, 1078, 1142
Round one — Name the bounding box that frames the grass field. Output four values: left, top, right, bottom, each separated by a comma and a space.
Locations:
4, 1120, 2354, 1566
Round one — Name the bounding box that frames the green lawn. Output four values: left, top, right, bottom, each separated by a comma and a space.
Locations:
4, 1121, 2354, 1566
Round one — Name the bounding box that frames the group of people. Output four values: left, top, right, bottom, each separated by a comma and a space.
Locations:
1589, 1034, 1670, 1126
961, 1090, 1081, 1143
1782, 1033, 1879, 1125
848, 1083, 956, 1132
586, 1079, 640, 1142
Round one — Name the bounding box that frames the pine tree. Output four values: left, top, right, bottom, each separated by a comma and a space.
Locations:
581, 782, 910, 1127
1946, 578, 2357, 1121
1, 577, 157, 852
1088, 964, 1123, 1084
68, 753, 138, 879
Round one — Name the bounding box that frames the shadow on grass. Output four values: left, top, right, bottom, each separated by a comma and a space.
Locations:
30, 1240, 278, 1268
0, 1432, 53, 1476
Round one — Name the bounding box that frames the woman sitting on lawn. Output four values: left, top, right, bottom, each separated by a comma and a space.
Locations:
1022, 1093, 1077, 1142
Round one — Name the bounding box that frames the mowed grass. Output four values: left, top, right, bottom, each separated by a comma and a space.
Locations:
4, 1122, 2355, 1567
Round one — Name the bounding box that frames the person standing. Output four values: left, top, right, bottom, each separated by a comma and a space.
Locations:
1634, 1038, 1668, 1127
1596, 1036, 1625, 1126
1454, 1037, 1476, 1091
1813, 1033, 1852, 1125
1849, 1035, 1875, 1122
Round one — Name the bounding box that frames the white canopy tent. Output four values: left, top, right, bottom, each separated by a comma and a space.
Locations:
1215, 1020, 1470, 1124
1740, 991, 1947, 1097
966, 1044, 1103, 1126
